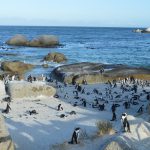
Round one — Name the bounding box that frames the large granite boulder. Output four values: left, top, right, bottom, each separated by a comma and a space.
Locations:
0, 115, 15, 150
102, 115, 150, 150
51, 62, 102, 83
7, 81, 56, 100
6, 34, 60, 47
103, 67, 150, 78
29, 35, 59, 47
51, 62, 122, 84
44, 52, 67, 63
6, 34, 28, 46
1, 61, 34, 74
102, 139, 133, 150
51, 62, 150, 84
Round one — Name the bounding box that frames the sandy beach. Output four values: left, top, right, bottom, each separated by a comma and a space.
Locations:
0, 78, 150, 150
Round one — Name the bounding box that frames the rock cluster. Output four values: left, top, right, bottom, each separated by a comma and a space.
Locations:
133, 27, 150, 33
44, 52, 67, 63
6, 34, 59, 47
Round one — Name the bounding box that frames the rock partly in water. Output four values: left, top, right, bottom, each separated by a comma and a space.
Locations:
6, 34, 28, 46
51, 62, 102, 83
0, 53, 19, 57
133, 27, 150, 33
6, 34, 60, 47
7, 81, 56, 100
51, 62, 150, 84
44, 52, 67, 63
1, 61, 34, 74
142, 27, 150, 33
42, 63, 49, 68
133, 29, 142, 33
29, 35, 59, 47
104, 67, 150, 78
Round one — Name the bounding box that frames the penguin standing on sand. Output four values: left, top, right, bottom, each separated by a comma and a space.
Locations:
2, 103, 11, 114
82, 99, 87, 107
137, 105, 144, 113
110, 112, 116, 121
111, 104, 116, 113
121, 113, 131, 132
57, 104, 63, 111
70, 127, 80, 144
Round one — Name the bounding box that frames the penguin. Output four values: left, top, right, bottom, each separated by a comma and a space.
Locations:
70, 127, 80, 144
121, 113, 131, 132
57, 104, 63, 111
2, 103, 11, 114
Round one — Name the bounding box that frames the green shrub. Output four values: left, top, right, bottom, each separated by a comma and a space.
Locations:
96, 120, 113, 135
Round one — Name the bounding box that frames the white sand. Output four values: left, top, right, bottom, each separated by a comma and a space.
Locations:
0, 81, 150, 150
0, 80, 6, 99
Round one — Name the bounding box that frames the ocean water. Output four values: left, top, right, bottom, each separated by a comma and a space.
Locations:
0, 26, 150, 77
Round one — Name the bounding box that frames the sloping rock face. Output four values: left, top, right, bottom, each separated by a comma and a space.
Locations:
102, 140, 132, 150
104, 68, 150, 77
0, 115, 15, 150
50, 115, 150, 150
51, 62, 103, 83
51, 62, 150, 84
102, 115, 150, 150
7, 81, 56, 100
44, 52, 67, 63
6, 34, 59, 47
6, 34, 28, 46
1, 61, 34, 74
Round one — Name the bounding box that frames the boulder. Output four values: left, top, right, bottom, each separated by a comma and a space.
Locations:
142, 27, 150, 33
0, 115, 15, 150
102, 115, 150, 150
6, 34, 28, 46
6, 34, 60, 47
42, 63, 49, 68
7, 81, 56, 100
51, 62, 150, 84
104, 68, 150, 78
133, 29, 142, 33
29, 35, 59, 47
51, 62, 103, 83
134, 27, 150, 33
1, 61, 34, 73
44, 52, 67, 63
102, 139, 132, 150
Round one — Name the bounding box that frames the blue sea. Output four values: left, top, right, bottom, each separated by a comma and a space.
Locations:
0, 26, 150, 77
